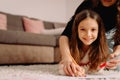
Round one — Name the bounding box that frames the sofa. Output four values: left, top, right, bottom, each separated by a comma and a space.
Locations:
0, 11, 66, 64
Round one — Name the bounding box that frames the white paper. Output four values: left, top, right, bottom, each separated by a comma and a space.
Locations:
79, 70, 120, 79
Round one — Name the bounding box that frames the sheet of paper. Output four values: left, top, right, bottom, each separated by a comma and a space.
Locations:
79, 70, 120, 79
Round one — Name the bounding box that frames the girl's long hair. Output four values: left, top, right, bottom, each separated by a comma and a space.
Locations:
70, 10, 109, 71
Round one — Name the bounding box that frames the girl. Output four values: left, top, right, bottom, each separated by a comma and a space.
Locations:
59, 10, 109, 77
59, 0, 120, 76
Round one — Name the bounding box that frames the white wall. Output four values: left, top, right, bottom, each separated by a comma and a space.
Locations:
0, 0, 83, 23
65, 0, 83, 22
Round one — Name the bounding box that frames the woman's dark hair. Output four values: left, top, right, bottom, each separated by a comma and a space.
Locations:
85, 0, 99, 7
114, 0, 120, 46
70, 10, 109, 71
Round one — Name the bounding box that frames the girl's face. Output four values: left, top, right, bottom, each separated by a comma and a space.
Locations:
101, 0, 117, 7
78, 17, 98, 46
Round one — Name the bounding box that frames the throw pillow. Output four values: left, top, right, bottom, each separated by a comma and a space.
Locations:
23, 17, 44, 34
0, 13, 7, 30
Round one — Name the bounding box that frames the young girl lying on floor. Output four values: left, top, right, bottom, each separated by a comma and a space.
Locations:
59, 10, 109, 77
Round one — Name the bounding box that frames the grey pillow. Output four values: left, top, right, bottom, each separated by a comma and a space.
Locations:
43, 21, 54, 29
7, 14, 24, 31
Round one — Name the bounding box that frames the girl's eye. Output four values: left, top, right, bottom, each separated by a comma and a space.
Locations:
92, 29, 96, 31
80, 29, 85, 31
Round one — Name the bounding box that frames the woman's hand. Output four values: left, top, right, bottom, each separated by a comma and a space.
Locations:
106, 60, 118, 69
106, 54, 120, 69
109, 53, 117, 59
59, 57, 86, 77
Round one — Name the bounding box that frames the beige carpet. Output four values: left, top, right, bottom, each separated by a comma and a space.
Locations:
0, 64, 120, 80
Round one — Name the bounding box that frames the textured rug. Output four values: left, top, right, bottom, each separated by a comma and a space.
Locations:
0, 64, 120, 80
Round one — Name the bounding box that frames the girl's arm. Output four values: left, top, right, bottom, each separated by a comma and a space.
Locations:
59, 36, 76, 76
59, 36, 72, 62
59, 36, 86, 77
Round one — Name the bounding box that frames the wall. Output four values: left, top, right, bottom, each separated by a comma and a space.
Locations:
65, 0, 83, 22
0, 0, 83, 23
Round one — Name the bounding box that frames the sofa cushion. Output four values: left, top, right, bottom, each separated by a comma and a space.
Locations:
0, 30, 56, 46
0, 13, 7, 30
41, 27, 65, 36
0, 30, 17, 43
7, 14, 24, 31
54, 22, 66, 29
16, 31, 56, 46
23, 17, 44, 34
43, 21, 54, 29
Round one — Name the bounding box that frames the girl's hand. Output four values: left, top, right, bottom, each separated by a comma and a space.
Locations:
72, 64, 86, 77
59, 57, 86, 77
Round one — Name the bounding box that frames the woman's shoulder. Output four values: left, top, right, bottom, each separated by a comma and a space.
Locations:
79, 0, 93, 7
75, 0, 93, 14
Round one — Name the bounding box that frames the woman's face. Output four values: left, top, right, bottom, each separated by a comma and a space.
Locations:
78, 17, 98, 46
101, 0, 117, 7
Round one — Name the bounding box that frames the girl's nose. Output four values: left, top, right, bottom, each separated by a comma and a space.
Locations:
86, 31, 92, 37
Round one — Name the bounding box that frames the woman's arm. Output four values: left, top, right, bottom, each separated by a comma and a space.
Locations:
113, 45, 120, 56
110, 45, 120, 58
106, 45, 120, 69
